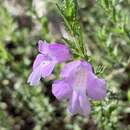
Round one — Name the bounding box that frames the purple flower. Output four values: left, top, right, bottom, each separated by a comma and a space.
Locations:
52, 60, 106, 116
28, 40, 71, 86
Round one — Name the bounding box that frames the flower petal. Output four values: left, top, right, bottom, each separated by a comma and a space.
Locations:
52, 80, 72, 100
41, 61, 56, 77
79, 92, 91, 116
81, 60, 92, 72
38, 40, 49, 54
33, 54, 46, 70
60, 61, 80, 78
27, 66, 42, 86
60, 60, 92, 78
87, 72, 106, 100
28, 60, 56, 86
49, 43, 71, 62
68, 91, 80, 115
68, 91, 91, 116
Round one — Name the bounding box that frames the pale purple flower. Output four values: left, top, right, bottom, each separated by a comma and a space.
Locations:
28, 40, 71, 86
52, 60, 106, 116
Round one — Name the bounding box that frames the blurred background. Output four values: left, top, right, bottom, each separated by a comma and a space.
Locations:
0, 0, 130, 130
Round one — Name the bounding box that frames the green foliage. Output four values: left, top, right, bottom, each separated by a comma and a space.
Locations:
57, 0, 88, 60
0, 6, 16, 73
